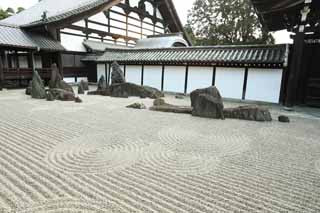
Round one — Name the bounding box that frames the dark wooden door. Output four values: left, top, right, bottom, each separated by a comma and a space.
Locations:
304, 44, 320, 107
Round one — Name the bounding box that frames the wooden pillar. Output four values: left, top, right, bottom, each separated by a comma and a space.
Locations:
141, 64, 144, 86
184, 65, 189, 94
212, 66, 216, 86
57, 52, 63, 78
161, 64, 165, 91
29, 51, 35, 74
285, 1, 311, 107
105, 63, 108, 85
242, 67, 249, 100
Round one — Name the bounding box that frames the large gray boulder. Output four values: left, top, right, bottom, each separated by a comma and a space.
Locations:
50, 89, 76, 101
190, 86, 224, 119
223, 106, 272, 122
56, 80, 74, 94
97, 75, 107, 90
49, 63, 62, 89
110, 83, 164, 99
31, 71, 46, 99
111, 61, 126, 85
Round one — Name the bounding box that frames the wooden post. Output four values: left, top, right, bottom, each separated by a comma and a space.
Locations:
57, 52, 63, 78
141, 64, 144, 86
212, 66, 216, 86
184, 65, 189, 94
105, 63, 108, 85
285, 1, 311, 107
242, 67, 249, 100
161, 64, 165, 91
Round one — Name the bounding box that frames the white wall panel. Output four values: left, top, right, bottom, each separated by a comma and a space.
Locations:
126, 65, 142, 85
143, 65, 162, 90
246, 68, 283, 103
164, 66, 186, 93
97, 64, 106, 83
215, 67, 245, 99
187, 66, 213, 93
18, 56, 28, 68
60, 33, 86, 52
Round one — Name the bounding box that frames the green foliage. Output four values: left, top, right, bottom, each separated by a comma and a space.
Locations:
187, 0, 275, 45
0, 6, 25, 20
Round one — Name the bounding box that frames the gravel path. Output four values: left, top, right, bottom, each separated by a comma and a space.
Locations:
0, 89, 320, 212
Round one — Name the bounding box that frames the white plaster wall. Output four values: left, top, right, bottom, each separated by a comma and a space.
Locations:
97, 64, 107, 83
60, 33, 86, 52
143, 65, 162, 90
187, 66, 213, 93
246, 68, 283, 103
163, 66, 186, 93
126, 65, 142, 85
215, 67, 245, 99
63, 78, 75, 83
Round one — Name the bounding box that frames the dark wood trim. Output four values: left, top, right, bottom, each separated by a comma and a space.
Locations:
141, 64, 144, 85
161, 64, 165, 91
123, 64, 126, 77
279, 67, 288, 104
242, 67, 249, 100
184, 65, 189, 94
212, 66, 216, 86
105, 63, 108, 85
108, 63, 111, 85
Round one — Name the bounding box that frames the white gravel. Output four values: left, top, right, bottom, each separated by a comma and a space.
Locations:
0, 88, 320, 212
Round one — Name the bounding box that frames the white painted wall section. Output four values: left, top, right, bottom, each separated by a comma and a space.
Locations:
143, 65, 162, 90
164, 66, 186, 93
187, 66, 213, 93
126, 65, 142, 85
60, 33, 86, 52
246, 68, 283, 103
215, 67, 245, 99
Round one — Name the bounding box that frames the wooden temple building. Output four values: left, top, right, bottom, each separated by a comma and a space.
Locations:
252, 0, 320, 107
0, 0, 316, 106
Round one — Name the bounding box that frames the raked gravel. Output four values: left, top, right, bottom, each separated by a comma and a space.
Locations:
0, 89, 320, 212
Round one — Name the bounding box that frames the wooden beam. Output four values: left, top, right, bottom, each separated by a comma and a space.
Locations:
212, 66, 216, 86
184, 65, 189, 94
242, 67, 249, 100
161, 64, 165, 92
141, 64, 144, 86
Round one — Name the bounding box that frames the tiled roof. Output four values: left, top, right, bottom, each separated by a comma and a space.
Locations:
83, 40, 131, 52
0, 0, 119, 27
82, 44, 289, 67
135, 34, 189, 49
0, 23, 65, 51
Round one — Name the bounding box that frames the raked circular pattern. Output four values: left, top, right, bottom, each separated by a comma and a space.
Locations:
46, 134, 151, 174
16, 199, 123, 213
141, 126, 251, 175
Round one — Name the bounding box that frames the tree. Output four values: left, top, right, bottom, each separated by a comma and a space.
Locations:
0, 7, 25, 20
187, 0, 274, 45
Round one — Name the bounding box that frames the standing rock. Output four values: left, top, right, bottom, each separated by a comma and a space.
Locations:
190, 86, 224, 119
223, 106, 272, 122
278, 115, 290, 123
97, 75, 107, 91
80, 80, 89, 91
111, 61, 126, 85
153, 98, 166, 106
49, 63, 62, 89
78, 83, 85, 94
31, 71, 46, 99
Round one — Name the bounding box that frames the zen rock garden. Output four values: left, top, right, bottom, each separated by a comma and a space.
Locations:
88, 61, 274, 122
25, 61, 279, 122
26, 63, 86, 103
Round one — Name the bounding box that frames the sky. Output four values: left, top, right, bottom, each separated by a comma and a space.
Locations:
0, 0, 291, 44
